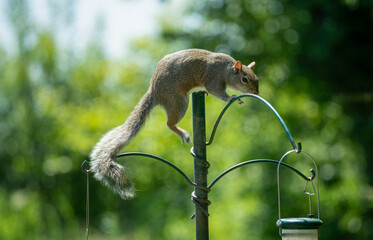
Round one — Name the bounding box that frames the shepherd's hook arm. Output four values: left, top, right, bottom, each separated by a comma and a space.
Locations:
206, 93, 300, 152
116, 152, 209, 192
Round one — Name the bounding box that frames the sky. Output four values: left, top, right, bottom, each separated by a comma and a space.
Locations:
70, 0, 163, 57
0, 0, 177, 58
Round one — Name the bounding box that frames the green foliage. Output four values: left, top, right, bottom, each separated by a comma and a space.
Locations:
0, 0, 372, 239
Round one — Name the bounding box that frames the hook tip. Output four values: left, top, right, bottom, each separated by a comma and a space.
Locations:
81, 160, 91, 174
309, 169, 316, 180
296, 142, 302, 153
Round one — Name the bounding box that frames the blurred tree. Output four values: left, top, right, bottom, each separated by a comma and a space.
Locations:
0, 0, 107, 238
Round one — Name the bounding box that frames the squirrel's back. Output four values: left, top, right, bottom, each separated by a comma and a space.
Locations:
150, 49, 235, 98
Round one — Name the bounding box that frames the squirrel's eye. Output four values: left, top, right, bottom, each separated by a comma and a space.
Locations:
242, 77, 248, 84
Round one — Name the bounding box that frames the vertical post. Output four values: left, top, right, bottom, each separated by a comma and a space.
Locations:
192, 92, 209, 240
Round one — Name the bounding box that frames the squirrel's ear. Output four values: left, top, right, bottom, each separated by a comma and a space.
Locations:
234, 61, 242, 73
248, 61, 256, 69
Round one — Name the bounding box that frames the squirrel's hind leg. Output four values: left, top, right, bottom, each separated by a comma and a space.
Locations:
162, 96, 191, 144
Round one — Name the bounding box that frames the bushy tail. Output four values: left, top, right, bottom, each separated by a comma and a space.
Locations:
89, 91, 154, 199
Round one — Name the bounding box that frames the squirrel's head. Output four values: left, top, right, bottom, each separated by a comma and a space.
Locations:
230, 60, 259, 95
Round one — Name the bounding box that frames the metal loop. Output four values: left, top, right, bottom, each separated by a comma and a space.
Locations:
190, 145, 211, 219
190, 191, 211, 219
304, 177, 316, 196
194, 184, 211, 193
81, 160, 91, 174
190, 147, 210, 168
308, 169, 316, 181
277, 150, 321, 220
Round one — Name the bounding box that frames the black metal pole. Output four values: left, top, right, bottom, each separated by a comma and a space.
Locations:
192, 92, 209, 240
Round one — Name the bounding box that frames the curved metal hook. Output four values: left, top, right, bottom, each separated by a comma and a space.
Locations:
208, 159, 312, 189
309, 169, 316, 181
277, 150, 321, 220
81, 160, 91, 174
207, 94, 299, 152
116, 152, 209, 192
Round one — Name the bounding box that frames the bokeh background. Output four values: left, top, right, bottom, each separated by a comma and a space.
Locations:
0, 0, 372, 239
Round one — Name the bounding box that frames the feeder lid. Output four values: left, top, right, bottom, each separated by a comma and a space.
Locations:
277, 218, 323, 229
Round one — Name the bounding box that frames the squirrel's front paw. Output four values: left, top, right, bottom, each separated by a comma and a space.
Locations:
229, 95, 244, 104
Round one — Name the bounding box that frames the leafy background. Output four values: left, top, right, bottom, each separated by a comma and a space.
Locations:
0, 0, 372, 239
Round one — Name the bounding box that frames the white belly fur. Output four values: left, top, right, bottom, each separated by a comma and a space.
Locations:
188, 86, 206, 95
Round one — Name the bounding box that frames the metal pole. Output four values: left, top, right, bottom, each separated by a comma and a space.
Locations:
192, 92, 209, 240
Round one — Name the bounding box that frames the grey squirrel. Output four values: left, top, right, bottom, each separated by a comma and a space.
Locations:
90, 49, 259, 199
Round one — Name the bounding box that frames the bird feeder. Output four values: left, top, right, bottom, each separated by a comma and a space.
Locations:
276, 150, 323, 240
276, 218, 323, 240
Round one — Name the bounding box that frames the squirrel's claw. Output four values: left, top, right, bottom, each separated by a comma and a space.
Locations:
180, 131, 191, 144
228, 95, 244, 104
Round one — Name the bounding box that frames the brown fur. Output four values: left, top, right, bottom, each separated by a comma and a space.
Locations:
90, 49, 259, 199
